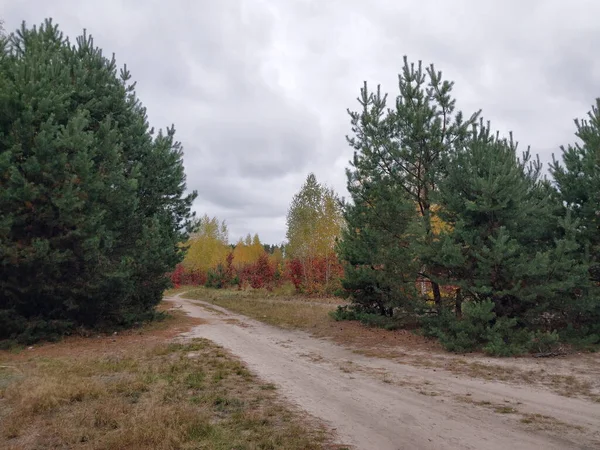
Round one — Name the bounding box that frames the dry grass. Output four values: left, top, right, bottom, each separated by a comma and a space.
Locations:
443, 359, 600, 402
519, 413, 585, 432
454, 395, 585, 432
183, 287, 336, 330
0, 306, 342, 450
181, 287, 437, 351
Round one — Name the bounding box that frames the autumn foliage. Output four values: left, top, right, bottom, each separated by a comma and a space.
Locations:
169, 218, 285, 291
286, 256, 343, 295
169, 175, 346, 295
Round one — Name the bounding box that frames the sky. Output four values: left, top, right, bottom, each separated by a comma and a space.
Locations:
3, 0, 599, 244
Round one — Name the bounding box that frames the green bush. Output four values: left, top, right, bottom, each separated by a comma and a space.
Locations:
206, 264, 229, 289
528, 330, 561, 354
15, 319, 74, 345
422, 300, 496, 353
559, 324, 600, 351
482, 318, 532, 356
330, 305, 404, 330
421, 299, 547, 356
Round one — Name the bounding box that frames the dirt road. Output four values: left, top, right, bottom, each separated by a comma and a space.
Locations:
169, 294, 600, 450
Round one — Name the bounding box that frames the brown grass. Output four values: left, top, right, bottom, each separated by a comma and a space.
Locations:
0, 305, 342, 450
443, 360, 600, 402
183, 287, 336, 330
519, 413, 585, 432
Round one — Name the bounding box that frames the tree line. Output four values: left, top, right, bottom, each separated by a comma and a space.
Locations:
170, 173, 344, 295
337, 57, 600, 354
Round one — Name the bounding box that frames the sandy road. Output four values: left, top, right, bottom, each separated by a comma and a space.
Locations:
169, 294, 600, 450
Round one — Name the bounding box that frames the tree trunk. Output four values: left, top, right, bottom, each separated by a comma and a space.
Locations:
455, 288, 462, 318
431, 281, 442, 308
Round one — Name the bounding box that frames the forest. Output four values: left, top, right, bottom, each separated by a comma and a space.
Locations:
2, 20, 600, 356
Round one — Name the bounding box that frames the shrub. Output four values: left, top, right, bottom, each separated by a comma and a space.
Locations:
330, 305, 404, 330
528, 330, 561, 354
205, 264, 229, 289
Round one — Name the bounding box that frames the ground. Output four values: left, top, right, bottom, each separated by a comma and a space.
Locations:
0, 304, 344, 450
2, 288, 599, 449
176, 287, 600, 450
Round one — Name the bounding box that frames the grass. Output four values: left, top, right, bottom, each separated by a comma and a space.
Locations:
519, 413, 585, 431
0, 307, 342, 450
183, 287, 338, 330
494, 406, 518, 414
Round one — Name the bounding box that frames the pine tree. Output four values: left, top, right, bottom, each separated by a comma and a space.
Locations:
0, 20, 196, 342
344, 57, 479, 307
550, 99, 600, 339
338, 168, 418, 316
433, 123, 588, 328
551, 99, 600, 282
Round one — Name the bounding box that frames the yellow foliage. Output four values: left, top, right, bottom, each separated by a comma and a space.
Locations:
415, 203, 452, 235
430, 204, 452, 235
182, 214, 229, 271
269, 247, 284, 274
286, 173, 344, 261
232, 234, 265, 269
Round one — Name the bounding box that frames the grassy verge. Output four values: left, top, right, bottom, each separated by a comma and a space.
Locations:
182, 287, 340, 330
0, 308, 341, 450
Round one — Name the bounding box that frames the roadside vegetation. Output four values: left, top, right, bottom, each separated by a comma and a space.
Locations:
0, 20, 196, 346
182, 286, 341, 330
0, 307, 342, 450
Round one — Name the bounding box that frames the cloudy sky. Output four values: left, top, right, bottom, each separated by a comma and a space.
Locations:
3, 0, 599, 243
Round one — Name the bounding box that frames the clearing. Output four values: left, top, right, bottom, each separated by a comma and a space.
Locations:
174, 289, 600, 450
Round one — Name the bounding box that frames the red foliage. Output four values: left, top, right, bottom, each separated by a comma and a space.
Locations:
169, 264, 207, 288
169, 251, 344, 297
285, 256, 343, 296
170, 264, 185, 288
240, 253, 275, 290
286, 259, 304, 291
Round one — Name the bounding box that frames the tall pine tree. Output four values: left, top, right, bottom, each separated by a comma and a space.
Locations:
0, 20, 196, 342
551, 99, 600, 282
343, 57, 479, 308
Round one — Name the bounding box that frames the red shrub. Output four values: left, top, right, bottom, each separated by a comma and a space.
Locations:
284, 256, 343, 296
286, 259, 304, 291
168, 264, 207, 288
239, 253, 276, 290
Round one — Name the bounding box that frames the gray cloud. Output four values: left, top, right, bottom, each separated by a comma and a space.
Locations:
4, 0, 600, 242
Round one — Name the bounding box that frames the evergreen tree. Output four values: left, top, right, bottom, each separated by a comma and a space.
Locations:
344, 57, 479, 307
432, 123, 588, 331
339, 80, 420, 316
0, 20, 196, 342
551, 99, 600, 282
338, 166, 418, 316
550, 99, 600, 339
